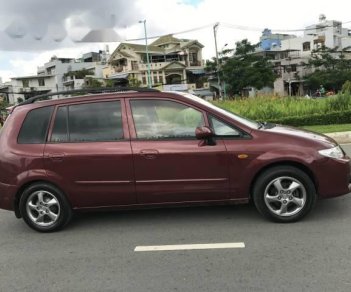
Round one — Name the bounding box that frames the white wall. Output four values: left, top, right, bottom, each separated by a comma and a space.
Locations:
11, 76, 56, 103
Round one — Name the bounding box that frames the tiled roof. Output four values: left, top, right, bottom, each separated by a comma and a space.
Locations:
150, 34, 181, 46
123, 43, 164, 53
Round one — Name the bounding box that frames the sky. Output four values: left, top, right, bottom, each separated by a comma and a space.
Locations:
0, 0, 350, 83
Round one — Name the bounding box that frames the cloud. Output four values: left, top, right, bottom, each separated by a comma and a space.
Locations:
1, 0, 351, 83
0, 0, 141, 51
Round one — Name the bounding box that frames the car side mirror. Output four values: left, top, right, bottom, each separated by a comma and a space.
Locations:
195, 126, 216, 146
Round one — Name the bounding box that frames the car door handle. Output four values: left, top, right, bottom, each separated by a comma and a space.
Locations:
140, 149, 159, 160
48, 153, 65, 162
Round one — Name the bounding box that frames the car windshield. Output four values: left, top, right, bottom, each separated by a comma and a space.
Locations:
175, 92, 260, 129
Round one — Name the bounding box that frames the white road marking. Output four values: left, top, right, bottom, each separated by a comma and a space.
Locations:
134, 242, 245, 252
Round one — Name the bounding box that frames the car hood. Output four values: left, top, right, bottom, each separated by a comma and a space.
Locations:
263, 125, 337, 147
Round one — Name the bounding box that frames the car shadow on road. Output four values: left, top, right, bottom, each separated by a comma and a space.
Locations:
67, 203, 261, 231
66, 193, 351, 231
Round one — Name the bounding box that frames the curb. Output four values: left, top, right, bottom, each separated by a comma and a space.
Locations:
325, 131, 351, 144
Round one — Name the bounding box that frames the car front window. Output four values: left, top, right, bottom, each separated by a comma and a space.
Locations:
176, 92, 260, 129
130, 99, 205, 139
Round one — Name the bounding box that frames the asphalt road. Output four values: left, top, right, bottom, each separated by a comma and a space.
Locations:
0, 144, 350, 292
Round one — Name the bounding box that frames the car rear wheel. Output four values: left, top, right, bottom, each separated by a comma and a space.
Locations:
253, 166, 317, 222
19, 183, 72, 232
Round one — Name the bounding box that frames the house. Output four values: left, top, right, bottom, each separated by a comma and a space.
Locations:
37, 54, 107, 92
273, 15, 351, 96
10, 75, 56, 103
106, 34, 206, 90
0, 82, 14, 104
260, 29, 296, 51
6, 51, 109, 104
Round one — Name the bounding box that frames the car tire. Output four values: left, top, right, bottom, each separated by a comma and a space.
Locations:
253, 166, 317, 223
19, 183, 72, 232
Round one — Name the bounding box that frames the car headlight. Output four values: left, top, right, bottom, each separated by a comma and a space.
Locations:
318, 146, 345, 160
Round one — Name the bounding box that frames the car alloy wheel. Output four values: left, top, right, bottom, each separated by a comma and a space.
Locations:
26, 190, 61, 227
253, 166, 316, 222
20, 183, 72, 232
263, 176, 307, 217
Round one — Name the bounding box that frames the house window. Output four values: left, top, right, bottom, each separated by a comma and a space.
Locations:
142, 76, 146, 84
189, 51, 198, 65
38, 78, 45, 87
154, 76, 158, 84
22, 80, 29, 88
284, 65, 297, 73
302, 42, 311, 51
131, 61, 138, 70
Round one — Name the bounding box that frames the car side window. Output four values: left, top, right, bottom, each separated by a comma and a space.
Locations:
130, 99, 204, 139
51, 106, 68, 142
18, 106, 53, 144
50, 101, 123, 143
209, 115, 242, 137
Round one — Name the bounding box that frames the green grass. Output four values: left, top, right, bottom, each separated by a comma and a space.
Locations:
214, 93, 351, 121
301, 123, 351, 134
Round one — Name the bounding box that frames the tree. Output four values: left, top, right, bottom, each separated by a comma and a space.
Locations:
204, 57, 218, 73
128, 76, 141, 87
304, 46, 351, 92
63, 68, 93, 79
0, 96, 9, 112
221, 39, 276, 96
84, 78, 103, 88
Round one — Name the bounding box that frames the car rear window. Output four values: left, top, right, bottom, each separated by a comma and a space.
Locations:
18, 106, 53, 144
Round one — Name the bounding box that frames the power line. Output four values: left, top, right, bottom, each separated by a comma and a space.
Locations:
124, 20, 351, 44
125, 23, 215, 42
220, 22, 263, 32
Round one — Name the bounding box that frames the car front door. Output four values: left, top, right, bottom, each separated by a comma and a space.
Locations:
44, 99, 136, 208
127, 98, 230, 204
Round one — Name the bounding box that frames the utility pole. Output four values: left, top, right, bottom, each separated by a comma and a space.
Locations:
139, 20, 152, 88
213, 22, 222, 99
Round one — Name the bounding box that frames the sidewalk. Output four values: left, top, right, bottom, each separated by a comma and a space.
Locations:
325, 131, 351, 144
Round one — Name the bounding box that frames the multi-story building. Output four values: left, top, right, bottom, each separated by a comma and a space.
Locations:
6, 51, 110, 103
260, 29, 296, 51
10, 75, 56, 102
106, 34, 206, 90
273, 15, 351, 96
37, 55, 106, 92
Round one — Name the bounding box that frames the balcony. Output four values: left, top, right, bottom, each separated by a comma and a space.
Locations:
139, 61, 187, 70
113, 66, 124, 73
189, 61, 202, 67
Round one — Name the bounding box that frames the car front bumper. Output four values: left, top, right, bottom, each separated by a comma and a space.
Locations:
315, 156, 351, 198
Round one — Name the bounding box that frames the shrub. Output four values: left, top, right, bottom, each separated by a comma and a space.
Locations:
342, 80, 351, 94
264, 110, 351, 127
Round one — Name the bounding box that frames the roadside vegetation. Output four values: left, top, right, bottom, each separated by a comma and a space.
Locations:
213, 91, 351, 127
302, 123, 351, 134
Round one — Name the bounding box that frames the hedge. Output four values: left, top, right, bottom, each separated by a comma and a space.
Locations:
262, 110, 351, 127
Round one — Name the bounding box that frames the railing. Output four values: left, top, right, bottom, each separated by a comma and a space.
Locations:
189, 61, 202, 67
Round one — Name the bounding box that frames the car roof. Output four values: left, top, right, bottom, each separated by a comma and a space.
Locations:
18, 87, 159, 105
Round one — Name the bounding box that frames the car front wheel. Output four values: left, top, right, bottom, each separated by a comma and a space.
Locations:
19, 183, 72, 232
253, 166, 317, 222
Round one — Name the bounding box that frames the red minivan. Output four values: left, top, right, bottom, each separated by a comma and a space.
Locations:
0, 88, 350, 232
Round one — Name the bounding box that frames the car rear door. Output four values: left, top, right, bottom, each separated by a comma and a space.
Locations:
44, 99, 136, 208
127, 97, 230, 204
